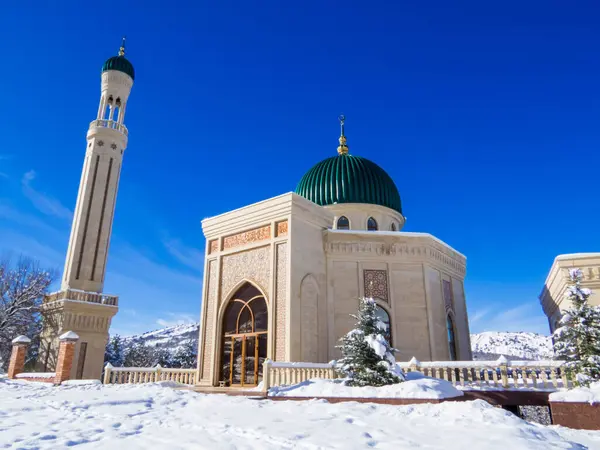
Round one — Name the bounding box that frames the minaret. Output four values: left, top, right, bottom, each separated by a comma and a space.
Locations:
37, 39, 135, 380
62, 38, 134, 292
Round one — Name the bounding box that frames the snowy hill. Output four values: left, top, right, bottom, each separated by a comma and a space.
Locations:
470, 332, 553, 361
122, 324, 554, 361
122, 323, 199, 353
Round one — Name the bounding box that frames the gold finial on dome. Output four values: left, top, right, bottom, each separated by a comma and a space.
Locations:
119, 36, 126, 56
337, 114, 349, 155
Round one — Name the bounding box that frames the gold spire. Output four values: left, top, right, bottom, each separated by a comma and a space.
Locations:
119, 36, 126, 56
337, 114, 349, 155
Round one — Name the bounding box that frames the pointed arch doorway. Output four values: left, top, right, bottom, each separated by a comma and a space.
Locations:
220, 283, 268, 387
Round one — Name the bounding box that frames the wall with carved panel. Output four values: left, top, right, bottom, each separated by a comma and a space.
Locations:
540, 253, 600, 333
324, 230, 470, 362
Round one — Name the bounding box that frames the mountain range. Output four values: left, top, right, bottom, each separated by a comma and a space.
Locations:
122, 324, 554, 361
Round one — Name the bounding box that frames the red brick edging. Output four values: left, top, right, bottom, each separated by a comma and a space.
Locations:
549, 402, 600, 430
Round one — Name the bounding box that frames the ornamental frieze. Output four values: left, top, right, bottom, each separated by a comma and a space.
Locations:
276, 220, 288, 237
222, 224, 271, 251
324, 240, 466, 276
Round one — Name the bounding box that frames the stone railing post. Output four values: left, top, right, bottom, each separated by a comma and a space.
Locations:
7, 335, 31, 379
103, 363, 113, 384
54, 331, 79, 384
156, 364, 162, 383
262, 359, 272, 393
497, 355, 509, 388
408, 356, 421, 373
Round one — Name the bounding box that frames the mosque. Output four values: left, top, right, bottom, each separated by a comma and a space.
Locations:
36, 42, 472, 385
196, 117, 472, 387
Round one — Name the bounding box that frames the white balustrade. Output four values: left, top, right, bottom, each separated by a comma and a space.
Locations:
89, 119, 129, 136
397, 357, 572, 390
261, 360, 338, 392
103, 363, 196, 385
261, 358, 572, 393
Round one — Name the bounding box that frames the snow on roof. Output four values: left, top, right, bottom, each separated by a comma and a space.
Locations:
11, 335, 31, 344
59, 331, 80, 341
555, 253, 600, 261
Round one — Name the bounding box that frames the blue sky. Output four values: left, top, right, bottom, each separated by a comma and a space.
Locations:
1, 2, 599, 336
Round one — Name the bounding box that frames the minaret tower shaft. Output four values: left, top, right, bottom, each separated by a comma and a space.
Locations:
37, 40, 135, 380
62, 38, 133, 292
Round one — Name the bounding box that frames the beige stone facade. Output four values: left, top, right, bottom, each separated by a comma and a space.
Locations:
196, 193, 471, 387
540, 253, 600, 333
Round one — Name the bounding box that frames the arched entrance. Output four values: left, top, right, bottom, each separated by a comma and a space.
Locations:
220, 283, 268, 387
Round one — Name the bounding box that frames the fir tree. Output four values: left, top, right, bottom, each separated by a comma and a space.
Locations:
123, 342, 155, 367
336, 297, 404, 387
553, 268, 600, 387
172, 340, 197, 368
104, 335, 125, 367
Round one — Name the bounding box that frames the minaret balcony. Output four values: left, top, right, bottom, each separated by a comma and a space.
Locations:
43, 288, 119, 307
89, 119, 129, 137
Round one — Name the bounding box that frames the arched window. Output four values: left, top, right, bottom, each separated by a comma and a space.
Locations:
337, 216, 350, 230
390, 222, 396, 231
221, 283, 268, 387
367, 217, 378, 231
446, 314, 458, 361
375, 305, 392, 345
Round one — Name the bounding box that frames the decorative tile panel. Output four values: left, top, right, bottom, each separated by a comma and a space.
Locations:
222, 225, 271, 251
201, 259, 217, 380
275, 243, 287, 361
208, 240, 219, 254
276, 220, 288, 237
220, 246, 271, 302
443, 279, 454, 313
364, 269, 389, 302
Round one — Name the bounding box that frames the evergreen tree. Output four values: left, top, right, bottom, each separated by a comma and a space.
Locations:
104, 335, 125, 367
553, 268, 600, 387
123, 342, 155, 367
172, 340, 198, 368
336, 297, 404, 386
152, 347, 174, 367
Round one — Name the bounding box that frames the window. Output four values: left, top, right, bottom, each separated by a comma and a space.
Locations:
446, 314, 458, 361
367, 217, 378, 231
390, 222, 396, 231
76, 342, 87, 379
375, 305, 392, 344
337, 216, 350, 230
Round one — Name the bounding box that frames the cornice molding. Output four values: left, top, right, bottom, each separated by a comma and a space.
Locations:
323, 233, 466, 278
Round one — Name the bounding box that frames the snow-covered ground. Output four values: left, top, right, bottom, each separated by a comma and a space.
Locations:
269, 372, 463, 399
1, 378, 599, 449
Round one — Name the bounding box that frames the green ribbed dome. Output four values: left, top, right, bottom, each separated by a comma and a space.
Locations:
295, 154, 402, 214
102, 55, 135, 80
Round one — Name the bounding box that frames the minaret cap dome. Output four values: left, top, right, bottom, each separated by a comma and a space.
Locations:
295, 153, 402, 214
102, 55, 135, 80
102, 39, 134, 80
